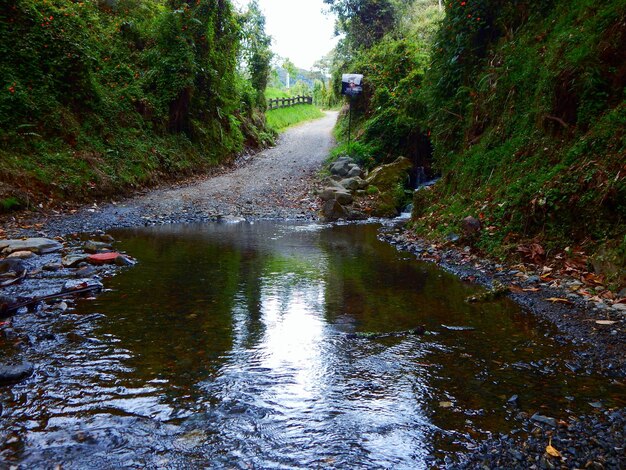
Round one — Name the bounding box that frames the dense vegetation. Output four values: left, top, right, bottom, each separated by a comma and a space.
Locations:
327, 0, 625, 280
0, 0, 273, 207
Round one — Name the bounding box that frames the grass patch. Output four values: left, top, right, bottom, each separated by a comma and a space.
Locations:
265, 105, 324, 132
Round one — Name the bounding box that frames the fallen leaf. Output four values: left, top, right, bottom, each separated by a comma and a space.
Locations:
546, 438, 562, 458
545, 298, 573, 304
595, 320, 617, 325
439, 401, 453, 408
523, 288, 540, 292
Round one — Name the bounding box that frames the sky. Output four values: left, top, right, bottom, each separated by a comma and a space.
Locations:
234, 0, 339, 70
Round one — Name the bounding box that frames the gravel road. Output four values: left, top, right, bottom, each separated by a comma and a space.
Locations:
11, 111, 338, 237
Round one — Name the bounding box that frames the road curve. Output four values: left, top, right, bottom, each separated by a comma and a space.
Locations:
38, 111, 339, 235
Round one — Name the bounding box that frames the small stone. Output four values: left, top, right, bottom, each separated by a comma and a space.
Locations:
531, 413, 556, 427
507, 395, 520, 406
347, 166, 362, 178
611, 303, 626, 313
6, 251, 35, 259
114, 255, 135, 267
83, 240, 112, 254
75, 265, 96, 277
43, 262, 62, 271
62, 254, 89, 268
527, 275, 541, 283
461, 216, 481, 235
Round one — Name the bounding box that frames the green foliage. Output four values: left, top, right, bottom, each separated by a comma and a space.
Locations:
324, 0, 402, 50
0, 0, 271, 204
0, 197, 23, 213
330, 141, 377, 169
417, 0, 626, 254
239, 0, 273, 107
265, 105, 324, 132
329, 1, 441, 168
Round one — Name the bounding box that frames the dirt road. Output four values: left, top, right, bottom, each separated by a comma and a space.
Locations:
11, 111, 338, 237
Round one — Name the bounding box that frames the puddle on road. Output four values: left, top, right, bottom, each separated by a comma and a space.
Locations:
1, 221, 624, 468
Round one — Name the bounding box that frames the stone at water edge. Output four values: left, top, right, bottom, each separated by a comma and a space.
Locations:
0, 362, 34, 385
365, 157, 412, 191
83, 240, 113, 254
87, 252, 122, 265
0, 238, 63, 255
531, 413, 557, 427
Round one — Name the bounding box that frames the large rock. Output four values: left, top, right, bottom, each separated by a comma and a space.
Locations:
0, 238, 63, 255
329, 157, 356, 177
321, 200, 348, 221
319, 187, 353, 205
347, 166, 363, 178
366, 157, 412, 192
339, 176, 368, 191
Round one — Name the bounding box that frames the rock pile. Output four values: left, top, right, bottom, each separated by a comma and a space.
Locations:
0, 233, 136, 318
319, 156, 367, 221
319, 156, 414, 221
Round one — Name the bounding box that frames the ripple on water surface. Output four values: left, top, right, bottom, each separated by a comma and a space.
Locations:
1, 221, 624, 468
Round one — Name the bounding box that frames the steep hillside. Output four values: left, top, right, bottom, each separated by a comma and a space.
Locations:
417, 0, 625, 282
0, 0, 272, 210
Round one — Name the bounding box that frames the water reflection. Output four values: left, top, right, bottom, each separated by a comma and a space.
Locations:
1, 221, 623, 468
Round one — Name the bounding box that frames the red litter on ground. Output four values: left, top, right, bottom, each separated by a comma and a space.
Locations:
88, 252, 121, 265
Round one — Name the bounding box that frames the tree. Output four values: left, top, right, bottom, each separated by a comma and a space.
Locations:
240, 0, 273, 107
323, 0, 400, 50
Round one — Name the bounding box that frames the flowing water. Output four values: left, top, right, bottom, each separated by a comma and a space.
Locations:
1, 221, 624, 468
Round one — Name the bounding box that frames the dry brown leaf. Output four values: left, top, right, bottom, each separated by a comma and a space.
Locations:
546, 438, 562, 458
523, 288, 541, 292
545, 297, 573, 304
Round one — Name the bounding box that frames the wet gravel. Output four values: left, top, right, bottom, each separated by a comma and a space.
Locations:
450, 409, 625, 469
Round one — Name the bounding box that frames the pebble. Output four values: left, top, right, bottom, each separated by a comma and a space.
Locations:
6, 251, 35, 259
530, 413, 557, 427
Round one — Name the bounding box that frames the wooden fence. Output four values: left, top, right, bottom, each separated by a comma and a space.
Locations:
267, 95, 313, 110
